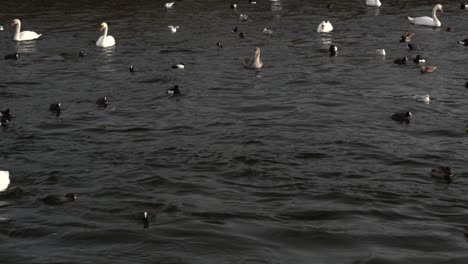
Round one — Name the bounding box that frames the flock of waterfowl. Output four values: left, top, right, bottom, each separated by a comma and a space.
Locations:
0, 0, 467, 227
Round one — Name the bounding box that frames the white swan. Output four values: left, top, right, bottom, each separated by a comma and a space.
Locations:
0, 170, 10, 192
413, 94, 430, 104
317, 21, 333, 33
366, 0, 381, 7
408, 4, 443, 27
11, 19, 41, 41
168, 25, 179, 33
165, 2, 175, 8
96, 22, 116, 47
376, 49, 386, 56
244, 47, 263, 69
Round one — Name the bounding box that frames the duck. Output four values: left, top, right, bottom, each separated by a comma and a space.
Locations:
232, 26, 238, 33
400, 31, 415, 42
391, 111, 412, 124
0, 26, 3, 31
143, 211, 150, 228
165, 2, 175, 8
329, 45, 338, 56
96, 22, 116, 48
49, 102, 61, 116
458, 39, 468, 46
249, 0, 257, 4
413, 55, 426, 64
263, 28, 273, 35
230, 2, 237, 9
393, 57, 408, 65
167, 85, 181, 95
239, 32, 245, 38
96, 97, 108, 108
171, 63, 184, 69
168, 25, 179, 33
216, 41, 223, 48
41, 193, 76, 205
0, 170, 10, 192
431, 166, 453, 183
420, 65, 437, 73
0, 118, 9, 127
11, 19, 42, 41
239, 14, 248, 21
327, 3, 333, 9
413, 94, 430, 103
446, 26, 455, 32
461, 3, 468, 9
4, 53, 19, 60
376, 49, 386, 56
78, 50, 85, 57
129, 65, 136, 73
317, 21, 333, 33
1, 109, 11, 121
408, 4, 443, 27
244, 47, 263, 69
366, 0, 382, 7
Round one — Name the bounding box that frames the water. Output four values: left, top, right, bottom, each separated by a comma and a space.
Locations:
1, 0, 468, 263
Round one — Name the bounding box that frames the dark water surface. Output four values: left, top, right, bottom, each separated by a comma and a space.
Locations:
1, 0, 468, 263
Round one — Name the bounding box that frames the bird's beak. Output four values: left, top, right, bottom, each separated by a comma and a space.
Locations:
11, 21, 16, 26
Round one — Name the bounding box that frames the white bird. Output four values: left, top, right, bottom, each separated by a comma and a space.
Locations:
165, 2, 175, 8
11, 19, 41, 41
0, 26, 3, 31
366, 0, 382, 7
413, 94, 430, 104
240, 14, 248, 21
408, 4, 443, 27
376, 49, 386, 56
244, 47, 263, 69
317, 21, 333, 33
263, 28, 273, 35
0, 170, 10, 192
171, 63, 184, 69
96, 22, 116, 47
168, 25, 179, 33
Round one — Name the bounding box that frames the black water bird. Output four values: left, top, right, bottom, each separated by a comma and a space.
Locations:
78, 50, 85, 57
49, 102, 61, 116
458, 39, 468, 46
0, 109, 11, 121
96, 97, 108, 108
4, 53, 18, 60
393, 57, 408, 65
431, 166, 454, 183
413, 55, 426, 64
461, 3, 468, 9
230, 2, 237, 9
329, 45, 338, 56
216, 41, 223, 48
129, 65, 136, 72
167, 85, 181, 95
391, 111, 412, 124
42, 193, 76, 205
239, 32, 245, 38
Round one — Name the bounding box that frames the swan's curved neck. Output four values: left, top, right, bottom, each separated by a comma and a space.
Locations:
14, 22, 21, 40
102, 26, 108, 39
254, 50, 261, 64
432, 6, 441, 25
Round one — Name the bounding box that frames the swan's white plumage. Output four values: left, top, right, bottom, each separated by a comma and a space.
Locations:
408, 4, 443, 27
366, 0, 381, 7
12, 19, 41, 41
317, 21, 333, 33
96, 22, 115, 48
0, 170, 10, 192
376, 49, 386, 56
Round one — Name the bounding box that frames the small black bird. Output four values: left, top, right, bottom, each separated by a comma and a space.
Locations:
327, 3, 333, 9
413, 55, 426, 64
232, 26, 238, 33
78, 50, 85, 57
458, 39, 468, 46
239, 32, 245, 38
167, 85, 181, 95
96, 97, 108, 108
4, 53, 19, 60
0, 109, 11, 121
391, 111, 412, 124
230, 2, 237, 9
393, 57, 408, 65
329, 45, 338, 56
0, 117, 9, 127
129, 65, 136, 73
49, 102, 61, 116
461, 3, 468, 9
216, 41, 223, 48
42, 193, 76, 205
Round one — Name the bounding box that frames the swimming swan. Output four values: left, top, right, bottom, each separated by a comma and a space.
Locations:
408, 4, 443, 27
